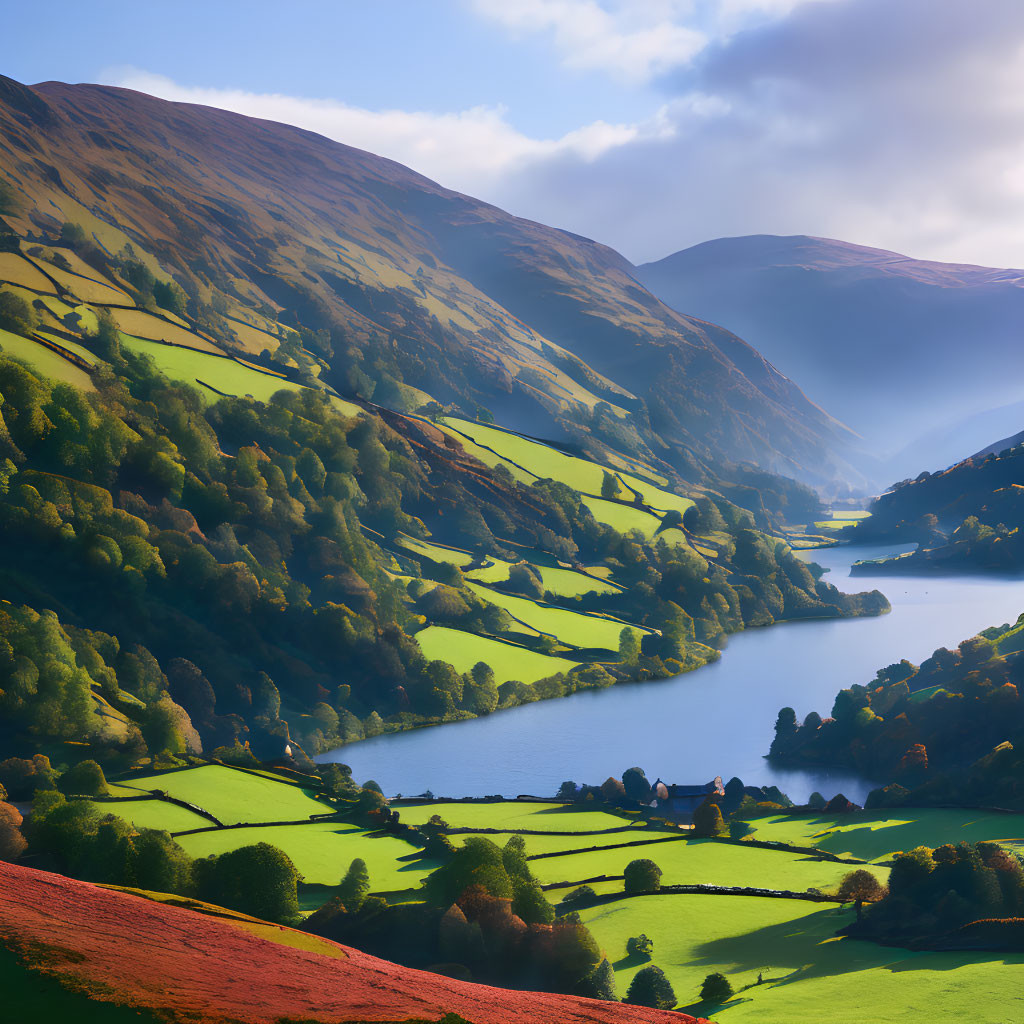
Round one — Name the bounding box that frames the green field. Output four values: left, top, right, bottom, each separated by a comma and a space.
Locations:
0, 328, 96, 390
439, 417, 694, 535
451, 831, 672, 858
464, 581, 647, 650
413, 625, 579, 682
395, 800, 640, 833
176, 821, 438, 891
119, 335, 307, 405
581, 495, 664, 537
465, 556, 621, 597
395, 534, 476, 567
580, 893, 1024, 1021
441, 418, 607, 493
117, 765, 334, 825
532, 837, 887, 892
744, 809, 1024, 862
88, 798, 211, 833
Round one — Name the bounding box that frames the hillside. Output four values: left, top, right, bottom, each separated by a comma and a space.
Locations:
0, 860, 703, 1024
847, 433, 1024, 573
635, 235, 1024, 479
0, 72, 891, 774
0, 75, 861, 492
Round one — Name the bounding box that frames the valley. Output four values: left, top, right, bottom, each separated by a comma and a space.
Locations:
1, 55, 1023, 1024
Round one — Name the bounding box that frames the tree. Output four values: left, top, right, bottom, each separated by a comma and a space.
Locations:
0, 289, 38, 336
58, 760, 109, 797
626, 933, 654, 958
601, 471, 621, 499
621, 766, 652, 804
0, 801, 26, 861
700, 971, 734, 1004
338, 857, 370, 912
837, 868, 886, 919
425, 837, 512, 906
587, 958, 617, 1001
692, 797, 726, 837
208, 843, 300, 924
625, 965, 676, 1008
623, 858, 662, 893
618, 627, 641, 668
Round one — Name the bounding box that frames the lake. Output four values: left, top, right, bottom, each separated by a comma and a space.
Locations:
318, 544, 1024, 804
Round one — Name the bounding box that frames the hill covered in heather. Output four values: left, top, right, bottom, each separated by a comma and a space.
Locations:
0, 861, 703, 1024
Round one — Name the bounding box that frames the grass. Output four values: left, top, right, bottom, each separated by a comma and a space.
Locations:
451, 830, 671, 857
112, 309, 221, 353
582, 893, 1024, 1022
176, 822, 438, 891
464, 581, 646, 651
441, 418, 607, 494
413, 625, 579, 682
88, 798, 212, 833
0, 328, 96, 390
119, 335, 308, 406
0, 252, 57, 292
581, 496, 664, 537
394, 801, 640, 833
466, 557, 621, 597
744, 809, 1024, 862
395, 534, 476, 568
116, 765, 334, 825
440, 418, 695, 534
531, 837, 887, 891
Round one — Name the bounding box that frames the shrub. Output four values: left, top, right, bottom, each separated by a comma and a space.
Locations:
625, 965, 676, 1008
58, 760, 109, 797
561, 885, 597, 907
626, 933, 653, 957
700, 971, 734, 1003
623, 858, 662, 893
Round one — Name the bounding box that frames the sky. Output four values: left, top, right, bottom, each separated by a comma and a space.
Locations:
5, 0, 1024, 267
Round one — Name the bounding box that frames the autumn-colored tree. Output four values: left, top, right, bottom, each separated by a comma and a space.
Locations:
838, 868, 887, 918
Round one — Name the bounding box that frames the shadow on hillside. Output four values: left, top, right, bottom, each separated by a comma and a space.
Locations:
687, 904, 1024, 991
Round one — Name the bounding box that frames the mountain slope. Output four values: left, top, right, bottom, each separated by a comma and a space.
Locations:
636, 235, 1024, 478
0, 861, 703, 1024
0, 75, 860, 490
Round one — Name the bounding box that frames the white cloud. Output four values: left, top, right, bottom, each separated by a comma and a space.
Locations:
103, 70, 644, 195
469, 0, 706, 82
468, 0, 841, 82
107, 0, 1024, 270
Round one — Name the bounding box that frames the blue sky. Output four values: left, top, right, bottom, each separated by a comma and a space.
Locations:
6, 0, 1024, 267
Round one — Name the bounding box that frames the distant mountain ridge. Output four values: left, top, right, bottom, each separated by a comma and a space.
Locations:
0, 75, 863, 492
636, 234, 1024, 482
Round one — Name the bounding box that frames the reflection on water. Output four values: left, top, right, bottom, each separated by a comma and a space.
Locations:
319, 544, 1024, 804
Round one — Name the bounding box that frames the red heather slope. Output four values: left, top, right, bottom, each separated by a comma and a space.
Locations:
0, 862, 707, 1024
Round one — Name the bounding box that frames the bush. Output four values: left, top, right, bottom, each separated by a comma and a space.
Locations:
625, 965, 676, 1008
623, 858, 662, 893
626, 933, 653, 957
700, 971, 734, 1003
0, 289, 38, 336
203, 842, 300, 924
561, 884, 597, 907
58, 760, 109, 797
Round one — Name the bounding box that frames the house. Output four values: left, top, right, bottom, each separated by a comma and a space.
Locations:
651, 776, 724, 820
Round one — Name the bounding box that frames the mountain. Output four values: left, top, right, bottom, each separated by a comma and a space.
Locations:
0, 76, 862, 492
0, 73, 891, 775
0, 861, 701, 1024
635, 235, 1024, 480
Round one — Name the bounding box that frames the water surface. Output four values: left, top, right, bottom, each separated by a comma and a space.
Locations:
320, 544, 1024, 804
